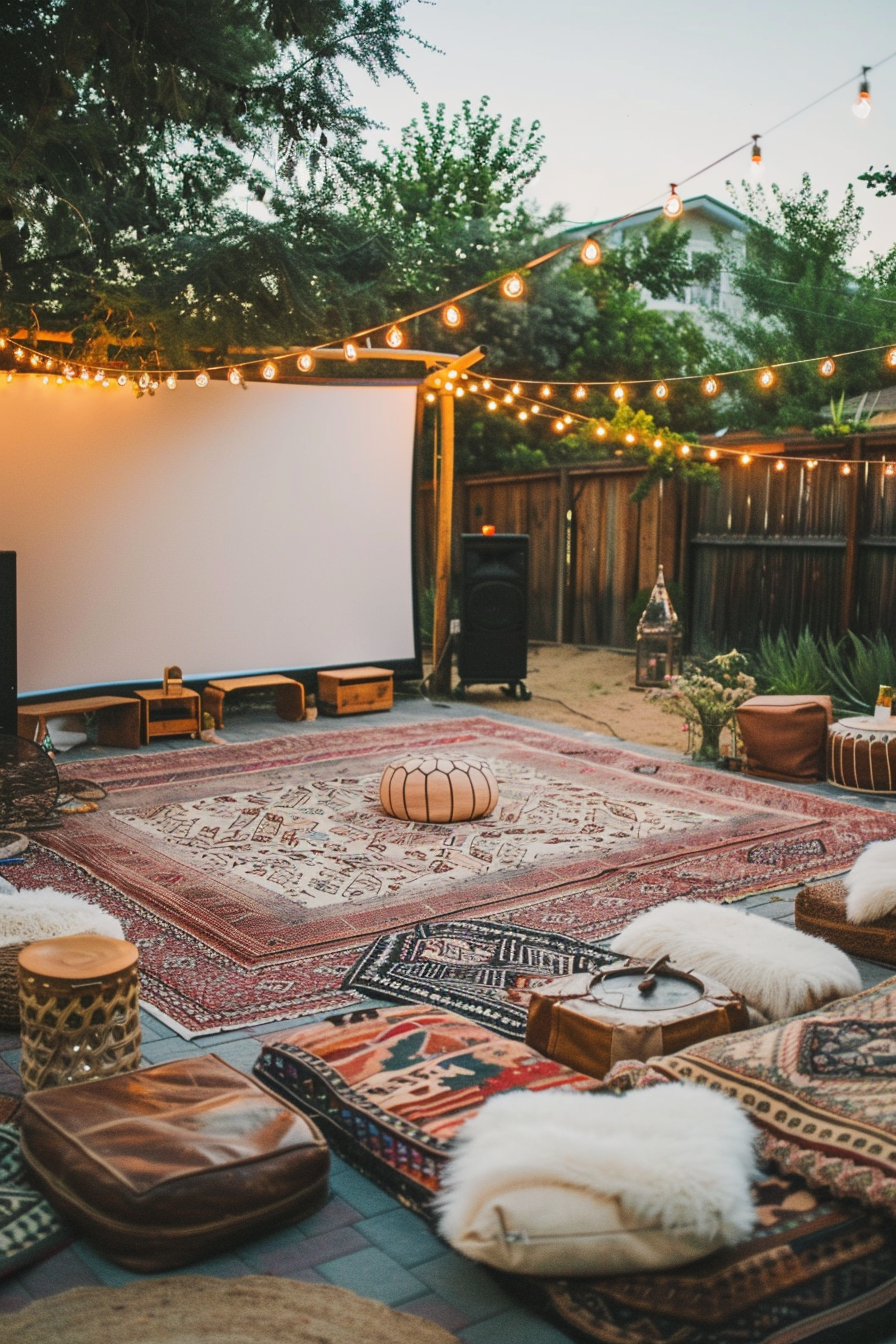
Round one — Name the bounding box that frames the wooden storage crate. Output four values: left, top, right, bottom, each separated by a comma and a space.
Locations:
317, 666, 393, 717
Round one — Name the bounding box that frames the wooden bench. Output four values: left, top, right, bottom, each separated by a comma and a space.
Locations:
317, 666, 393, 717
201, 674, 306, 728
17, 696, 142, 750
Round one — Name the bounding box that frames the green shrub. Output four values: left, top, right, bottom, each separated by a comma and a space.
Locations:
753, 627, 896, 715
754, 630, 832, 697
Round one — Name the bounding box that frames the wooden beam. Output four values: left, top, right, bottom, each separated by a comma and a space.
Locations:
431, 389, 455, 697
840, 437, 864, 635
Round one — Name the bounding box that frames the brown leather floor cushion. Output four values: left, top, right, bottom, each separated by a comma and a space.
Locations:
19, 1053, 330, 1272
795, 879, 896, 966
736, 695, 833, 782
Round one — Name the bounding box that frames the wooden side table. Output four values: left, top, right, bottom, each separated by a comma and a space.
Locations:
828, 716, 896, 793
202, 674, 305, 728
134, 688, 201, 744
317, 666, 393, 716
18, 696, 141, 750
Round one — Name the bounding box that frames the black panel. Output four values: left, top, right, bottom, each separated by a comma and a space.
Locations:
0, 553, 15, 734
458, 534, 528, 683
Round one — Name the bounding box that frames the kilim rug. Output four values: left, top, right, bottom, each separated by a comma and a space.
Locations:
19, 716, 895, 1034
0, 1124, 71, 1282
343, 918, 616, 1038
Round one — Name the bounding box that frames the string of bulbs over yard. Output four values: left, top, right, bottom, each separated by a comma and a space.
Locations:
5, 52, 896, 483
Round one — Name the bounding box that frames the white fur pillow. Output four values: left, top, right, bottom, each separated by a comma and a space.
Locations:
610, 900, 859, 1023
436, 1086, 757, 1276
0, 888, 124, 948
845, 838, 896, 924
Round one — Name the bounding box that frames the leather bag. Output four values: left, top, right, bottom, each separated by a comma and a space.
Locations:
19, 1053, 330, 1271
526, 957, 749, 1079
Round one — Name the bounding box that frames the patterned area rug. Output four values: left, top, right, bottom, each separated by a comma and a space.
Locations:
0, 1124, 70, 1282
540, 1167, 896, 1344
654, 977, 896, 1219
18, 716, 894, 1034
343, 918, 615, 1038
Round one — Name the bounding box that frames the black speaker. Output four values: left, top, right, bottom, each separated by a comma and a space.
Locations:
457, 533, 530, 698
0, 552, 15, 735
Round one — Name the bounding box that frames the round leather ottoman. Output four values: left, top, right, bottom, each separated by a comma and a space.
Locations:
827, 717, 896, 793
380, 756, 498, 823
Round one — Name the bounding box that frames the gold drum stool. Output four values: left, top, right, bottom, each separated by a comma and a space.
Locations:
18, 934, 142, 1091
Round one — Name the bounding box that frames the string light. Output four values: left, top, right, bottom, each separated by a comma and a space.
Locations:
482, 380, 492, 390
573, 384, 587, 400
102, 378, 110, 388
469, 383, 478, 392
29, 354, 39, 367
455, 387, 464, 398
740, 453, 752, 466
653, 437, 664, 449
563, 413, 573, 424
261, 362, 277, 380
611, 383, 626, 403
806, 459, 818, 470
14, 348, 24, 360
886, 347, 896, 369
55, 376, 63, 385
595, 425, 607, 438
165, 373, 177, 390
296, 351, 315, 373
195, 370, 210, 388
117, 373, 128, 387
886, 464, 895, 477
580, 238, 601, 266
819, 357, 836, 378
41, 375, 48, 385
708, 448, 719, 460
540, 385, 552, 399
774, 459, 786, 472
518, 410, 528, 421
138, 372, 150, 389
750, 134, 763, 176
554, 419, 565, 432
853, 67, 871, 119
80, 367, 89, 380
758, 367, 776, 389
663, 185, 684, 220
624, 431, 637, 445
343, 341, 358, 362
531, 404, 540, 414
501, 272, 525, 300
149, 379, 159, 391
385, 325, 404, 349
511, 383, 522, 395
228, 367, 242, 385
701, 375, 720, 397
425, 391, 436, 403
93, 370, 104, 382
503, 393, 514, 405
679, 444, 691, 456
488, 400, 498, 411
841, 463, 852, 476
653, 381, 669, 401
442, 303, 462, 328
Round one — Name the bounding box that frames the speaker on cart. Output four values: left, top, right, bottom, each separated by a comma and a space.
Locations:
456, 533, 530, 699
0, 552, 16, 736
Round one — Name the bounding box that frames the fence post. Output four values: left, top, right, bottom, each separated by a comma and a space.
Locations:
431, 389, 455, 696
840, 436, 863, 635
555, 467, 569, 643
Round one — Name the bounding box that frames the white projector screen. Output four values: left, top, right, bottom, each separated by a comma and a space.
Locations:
0, 377, 419, 695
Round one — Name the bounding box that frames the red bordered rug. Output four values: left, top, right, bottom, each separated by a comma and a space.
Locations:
16, 717, 894, 1035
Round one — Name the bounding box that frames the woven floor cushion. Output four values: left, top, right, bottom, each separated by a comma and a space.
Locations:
254, 1004, 601, 1219
379, 757, 498, 822
795, 879, 896, 966
19, 1053, 330, 1271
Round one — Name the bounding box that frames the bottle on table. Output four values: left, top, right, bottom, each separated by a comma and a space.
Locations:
874, 684, 893, 724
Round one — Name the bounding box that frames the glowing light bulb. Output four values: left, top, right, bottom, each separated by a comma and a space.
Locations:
488, 400, 498, 411
261, 362, 277, 381
0, 338, 5, 348
63, 365, 74, 379
481, 525, 496, 536
853, 68, 871, 119
701, 375, 720, 397
13, 348, 23, 360
750, 134, 763, 177
841, 463, 852, 476
296, 351, 315, 373
807, 459, 818, 470
653, 437, 663, 450
117, 373, 128, 386
611, 383, 625, 403
653, 381, 669, 401
102, 378, 109, 387
385, 324, 404, 349
518, 410, 528, 421
774, 459, 786, 472
45, 359, 54, 369
554, 419, 565, 432
343, 340, 358, 362
501, 272, 525, 300
595, 425, 607, 438
758, 367, 776, 389
624, 432, 636, 445
885, 464, 895, 477
511, 382, 522, 395
531, 405, 540, 414
29, 354, 39, 366
41, 375, 48, 385
165, 373, 177, 390
503, 393, 514, 405
5, 372, 12, 383
443, 304, 462, 328
55, 376, 63, 385
80, 367, 89, 380
663, 185, 683, 220
563, 414, 573, 425
228, 367, 242, 385
425, 392, 436, 404
469, 383, 478, 393
482, 380, 492, 391
819, 357, 836, 378
580, 237, 601, 266
680, 444, 691, 456
138, 372, 150, 389
740, 453, 752, 466
149, 380, 159, 391
195, 370, 210, 388
886, 347, 896, 369
708, 448, 719, 461
574, 384, 586, 400
539, 385, 552, 399
94, 370, 104, 381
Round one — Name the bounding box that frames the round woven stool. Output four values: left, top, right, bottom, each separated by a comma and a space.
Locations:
827, 717, 896, 794
18, 934, 142, 1091
380, 756, 498, 823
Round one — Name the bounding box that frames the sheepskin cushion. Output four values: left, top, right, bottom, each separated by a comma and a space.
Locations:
845, 838, 896, 924
610, 900, 860, 1024
0, 888, 124, 948
436, 1085, 757, 1276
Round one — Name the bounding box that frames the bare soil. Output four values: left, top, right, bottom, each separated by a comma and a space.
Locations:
442, 644, 688, 752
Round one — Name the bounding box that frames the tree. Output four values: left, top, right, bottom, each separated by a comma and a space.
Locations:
709, 174, 896, 431
0, 0, 422, 363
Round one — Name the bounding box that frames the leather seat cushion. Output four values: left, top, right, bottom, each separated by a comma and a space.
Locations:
19, 1053, 329, 1271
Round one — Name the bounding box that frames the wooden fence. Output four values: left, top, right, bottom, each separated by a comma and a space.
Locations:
417, 430, 896, 652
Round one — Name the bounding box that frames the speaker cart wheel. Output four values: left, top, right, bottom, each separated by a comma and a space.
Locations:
499, 684, 515, 699
453, 683, 467, 700
517, 682, 532, 701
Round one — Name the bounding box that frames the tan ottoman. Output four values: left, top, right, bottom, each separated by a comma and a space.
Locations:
827, 716, 896, 793
795, 879, 896, 965
380, 756, 498, 823
736, 695, 833, 782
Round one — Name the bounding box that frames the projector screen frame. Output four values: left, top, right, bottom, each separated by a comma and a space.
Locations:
7, 370, 435, 703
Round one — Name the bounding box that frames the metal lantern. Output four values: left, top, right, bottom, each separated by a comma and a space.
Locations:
636, 565, 683, 687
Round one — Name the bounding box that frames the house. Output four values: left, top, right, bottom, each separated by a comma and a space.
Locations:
560, 194, 750, 329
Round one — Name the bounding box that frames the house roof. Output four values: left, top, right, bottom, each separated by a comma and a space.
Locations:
560, 195, 751, 241
842, 386, 896, 419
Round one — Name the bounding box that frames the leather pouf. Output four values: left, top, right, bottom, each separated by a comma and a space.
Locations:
380, 756, 498, 823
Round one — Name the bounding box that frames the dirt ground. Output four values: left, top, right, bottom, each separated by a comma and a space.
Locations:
438, 644, 689, 752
